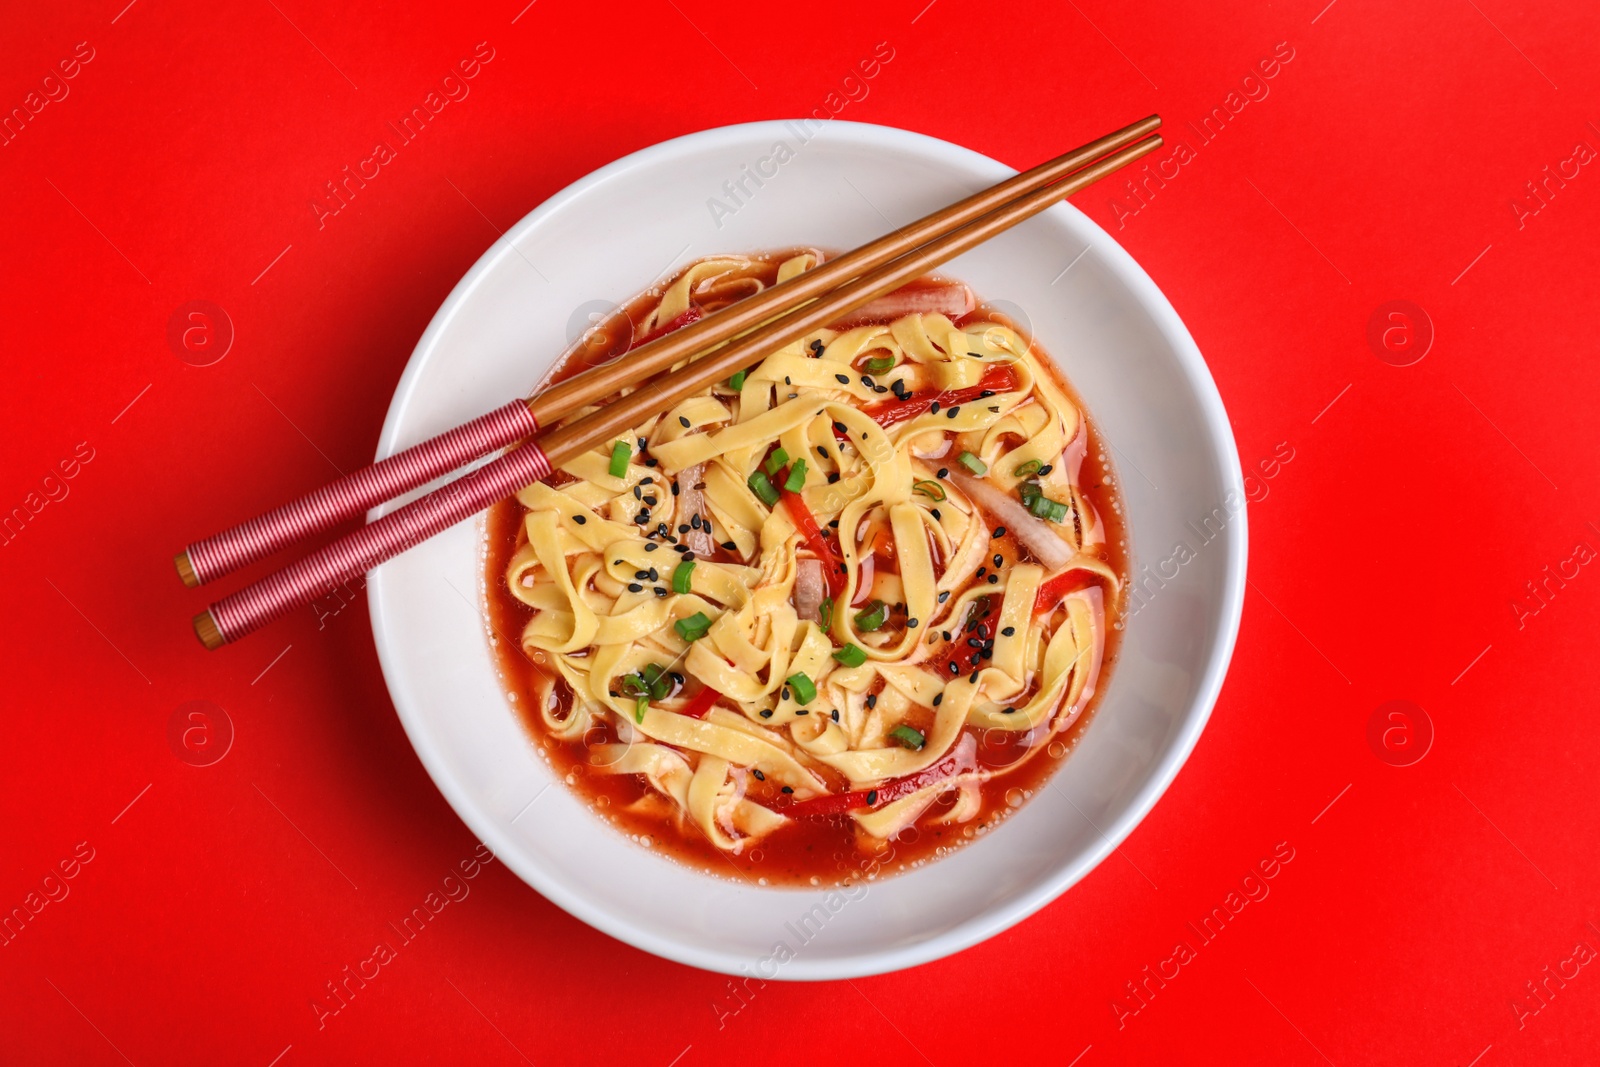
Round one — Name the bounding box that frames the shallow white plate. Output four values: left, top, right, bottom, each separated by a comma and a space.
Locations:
369, 119, 1247, 980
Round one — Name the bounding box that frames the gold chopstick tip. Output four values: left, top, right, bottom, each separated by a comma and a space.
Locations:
193, 610, 225, 651
175, 550, 200, 588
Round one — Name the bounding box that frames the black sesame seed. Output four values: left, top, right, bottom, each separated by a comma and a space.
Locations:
835, 373, 849, 384
907, 618, 919, 628
782, 785, 794, 794
644, 495, 657, 506
979, 390, 995, 398
634, 570, 650, 580
645, 543, 658, 552
573, 514, 587, 525
933, 692, 944, 706
627, 583, 642, 593
796, 709, 809, 716
674, 544, 689, 553
637, 437, 648, 451
647, 568, 659, 581
644, 458, 658, 467
678, 524, 690, 534
785, 375, 792, 385
1038, 464, 1054, 476
861, 375, 875, 388
760, 709, 773, 718
930, 508, 941, 520
1002, 706, 1016, 715
1001, 626, 1016, 637
679, 416, 691, 428
781, 687, 790, 700
930, 401, 941, 414
936, 468, 948, 479
721, 541, 737, 550
994, 554, 1004, 568
994, 526, 1006, 538
671, 483, 680, 496
948, 662, 960, 675
831, 709, 839, 722
691, 514, 702, 530
682, 552, 695, 562
654, 587, 668, 597
827, 472, 840, 484
946, 406, 960, 418
633, 486, 642, 500
810, 340, 825, 356
753, 768, 765, 781
967, 637, 983, 649
941, 630, 952, 642
833, 421, 848, 434
938, 591, 950, 603
867, 789, 878, 806
969, 670, 980, 683
988, 574, 999, 584
987, 406, 999, 413
865, 693, 878, 709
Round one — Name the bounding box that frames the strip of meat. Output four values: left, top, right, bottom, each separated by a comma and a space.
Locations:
833, 282, 974, 327
792, 557, 825, 623
676, 462, 715, 557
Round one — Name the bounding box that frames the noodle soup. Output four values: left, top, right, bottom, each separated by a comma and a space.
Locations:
485, 251, 1126, 886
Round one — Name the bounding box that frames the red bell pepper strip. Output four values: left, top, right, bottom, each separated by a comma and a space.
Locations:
627, 306, 703, 352
779, 743, 971, 817
677, 685, 721, 719
1033, 568, 1104, 615
862, 363, 1020, 429
925, 595, 995, 680
771, 459, 847, 601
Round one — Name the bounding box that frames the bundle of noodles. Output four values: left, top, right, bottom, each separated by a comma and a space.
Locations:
498, 252, 1121, 857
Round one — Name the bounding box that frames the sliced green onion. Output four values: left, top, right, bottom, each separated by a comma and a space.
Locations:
818, 596, 833, 631
729, 370, 746, 391
863, 355, 895, 374
763, 448, 790, 476
621, 673, 647, 695
634, 694, 649, 723
748, 470, 780, 506
675, 611, 712, 642
957, 451, 988, 476
783, 459, 807, 492
832, 643, 867, 668
671, 560, 695, 595
1029, 493, 1069, 523
854, 600, 887, 632
608, 440, 630, 478
912, 479, 946, 501
889, 724, 926, 750
1012, 458, 1043, 478
786, 672, 817, 706
1018, 479, 1043, 504
641, 663, 670, 700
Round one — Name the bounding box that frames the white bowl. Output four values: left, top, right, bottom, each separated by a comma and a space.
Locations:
368, 119, 1247, 980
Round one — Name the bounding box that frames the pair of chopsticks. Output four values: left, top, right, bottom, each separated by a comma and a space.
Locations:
182, 115, 1163, 649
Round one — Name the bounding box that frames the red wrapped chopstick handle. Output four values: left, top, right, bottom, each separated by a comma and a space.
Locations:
177, 399, 539, 587
193, 440, 553, 648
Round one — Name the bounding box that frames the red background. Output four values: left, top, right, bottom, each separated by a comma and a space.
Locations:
3, 0, 1598, 1063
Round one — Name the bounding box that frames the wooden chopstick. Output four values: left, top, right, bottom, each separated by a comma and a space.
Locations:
174, 116, 1161, 590
192, 130, 1163, 649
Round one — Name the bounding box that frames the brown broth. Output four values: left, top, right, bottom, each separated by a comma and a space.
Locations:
483, 252, 1127, 887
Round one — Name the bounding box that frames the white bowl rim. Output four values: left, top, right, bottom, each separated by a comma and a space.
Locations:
368, 118, 1248, 979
